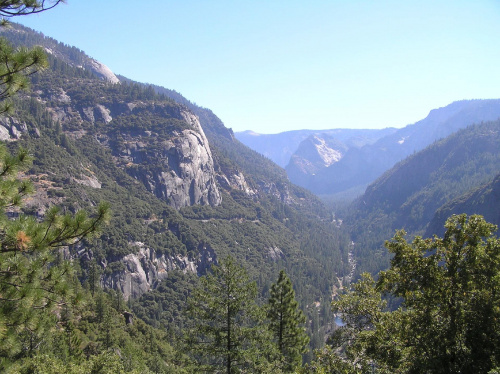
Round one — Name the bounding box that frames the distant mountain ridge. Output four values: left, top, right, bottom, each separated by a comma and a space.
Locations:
308, 99, 500, 196
235, 128, 396, 168
238, 100, 500, 198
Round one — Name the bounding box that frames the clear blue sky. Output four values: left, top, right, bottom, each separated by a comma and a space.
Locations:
15, 0, 500, 134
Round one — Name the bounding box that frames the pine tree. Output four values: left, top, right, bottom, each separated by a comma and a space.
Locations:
0, 1, 110, 368
87, 258, 100, 297
0, 1, 63, 19
186, 256, 273, 373
268, 270, 309, 372
0, 1, 65, 113
0, 144, 110, 365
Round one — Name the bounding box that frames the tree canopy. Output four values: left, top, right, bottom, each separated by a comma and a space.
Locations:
316, 214, 500, 374
0, 1, 65, 113
0, 143, 110, 365
185, 256, 276, 373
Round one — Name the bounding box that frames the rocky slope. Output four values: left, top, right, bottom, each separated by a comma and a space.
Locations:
285, 134, 348, 188
0, 23, 349, 307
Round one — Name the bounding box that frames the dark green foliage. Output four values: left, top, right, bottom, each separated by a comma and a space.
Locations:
319, 214, 500, 374
185, 256, 275, 373
0, 1, 63, 20
427, 172, 500, 236
0, 3, 67, 113
9, 287, 188, 373
0, 146, 110, 369
130, 271, 198, 336
268, 270, 309, 372
0, 37, 48, 113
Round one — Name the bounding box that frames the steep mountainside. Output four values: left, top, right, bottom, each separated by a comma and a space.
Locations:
426, 173, 500, 237
0, 23, 349, 326
309, 100, 500, 196
345, 120, 500, 275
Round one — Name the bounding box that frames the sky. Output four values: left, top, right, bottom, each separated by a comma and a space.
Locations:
14, 0, 500, 134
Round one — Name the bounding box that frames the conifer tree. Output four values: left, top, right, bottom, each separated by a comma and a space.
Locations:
0, 1, 111, 369
186, 256, 273, 373
0, 144, 110, 365
0, 1, 64, 19
88, 258, 100, 297
268, 270, 309, 372
0, 1, 65, 113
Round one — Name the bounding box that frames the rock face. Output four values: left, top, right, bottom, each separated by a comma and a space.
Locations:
82, 104, 113, 124
88, 59, 120, 84
286, 134, 348, 188
0, 116, 30, 141
121, 110, 222, 209
217, 171, 257, 197
26, 82, 223, 210
100, 242, 216, 300
159, 112, 221, 208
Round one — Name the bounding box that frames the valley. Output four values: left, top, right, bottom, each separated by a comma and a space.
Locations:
0, 11, 499, 373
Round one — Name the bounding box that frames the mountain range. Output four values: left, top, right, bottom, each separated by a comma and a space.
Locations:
238, 99, 500, 198
345, 119, 500, 275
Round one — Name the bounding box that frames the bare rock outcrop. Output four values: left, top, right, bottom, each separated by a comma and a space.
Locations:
82, 104, 113, 124
217, 171, 257, 196
100, 242, 216, 300
89, 59, 120, 84
0, 116, 29, 141
124, 111, 222, 209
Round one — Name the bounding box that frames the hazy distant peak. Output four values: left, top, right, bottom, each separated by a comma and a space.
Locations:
239, 130, 261, 136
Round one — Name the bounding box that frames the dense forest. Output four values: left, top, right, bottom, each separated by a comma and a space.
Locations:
0, 2, 499, 373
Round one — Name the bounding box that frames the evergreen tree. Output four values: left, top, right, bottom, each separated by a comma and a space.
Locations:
186, 256, 273, 373
0, 1, 65, 113
268, 270, 309, 372
0, 144, 110, 367
87, 258, 100, 297
0, 1, 63, 19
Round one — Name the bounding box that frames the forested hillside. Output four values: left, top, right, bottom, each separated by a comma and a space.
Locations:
346, 120, 500, 275
0, 22, 352, 369
1, 8, 500, 373
426, 172, 500, 236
